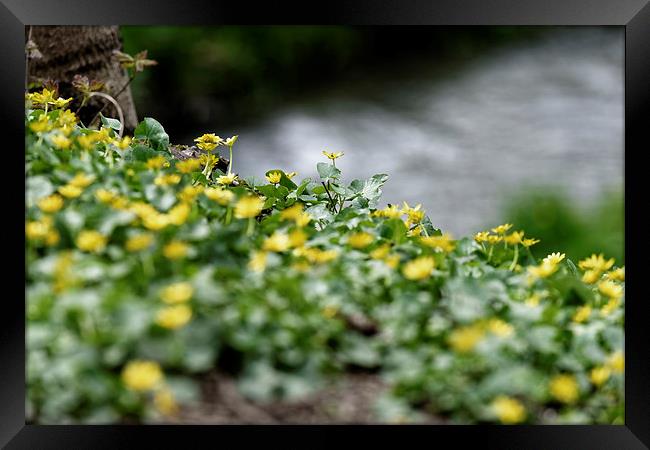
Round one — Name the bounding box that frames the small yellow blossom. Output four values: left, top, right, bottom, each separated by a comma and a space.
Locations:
76, 230, 107, 253
154, 174, 181, 186
373, 204, 402, 219
45, 229, 60, 246
385, 254, 401, 269
295, 211, 312, 227
121, 360, 163, 392
37, 194, 64, 213
163, 240, 190, 260
543, 252, 565, 266
248, 251, 268, 273
474, 231, 490, 243
234, 196, 264, 219
590, 366, 611, 387
154, 387, 178, 416
280, 203, 304, 221
286, 171, 297, 179
175, 158, 202, 174
605, 267, 625, 282
125, 233, 154, 252
76, 134, 95, 150
549, 374, 579, 404
448, 324, 485, 353
402, 256, 435, 281
600, 298, 621, 317
115, 135, 132, 150
598, 280, 623, 300
572, 305, 592, 323
527, 261, 558, 280
322, 150, 344, 161
69, 173, 95, 188
178, 185, 204, 203
298, 247, 338, 264
486, 235, 502, 245
58, 184, 83, 198
420, 233, 455, 253
26, 220, 49, 241
522, 238, 540, 247
491, 396, 526, 424
492, 223, 513, 235
402, 202, 425, 226
204, 187, 234, 205
95, 188, 117, 204
288, 229, 308, 248
370, 244, 391, 260
347, 232, 374, 249
579, 253, 615, 272
582, 269, 601, 284
50, 134, 71, 149
487, 318, 514, 337
146, 155, 168, 170
143, 213, 171, 231
216, 173, 238, 185
159, 282, 194, 304
224, 135, 238, 147
155, 304, 192, 329
266, 171, 282, 184
167, 203, 191, 226
194, 133, 222, 151
263, 231, 290, 252
606, 351, 624, 373
504, 231, 524, 245
525, 293, 541, 307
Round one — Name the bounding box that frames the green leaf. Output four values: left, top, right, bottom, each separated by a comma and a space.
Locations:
316, 162, 341, 181
100, 113, 122, 132
349, 173, 388, 208
134, 117, 169, 151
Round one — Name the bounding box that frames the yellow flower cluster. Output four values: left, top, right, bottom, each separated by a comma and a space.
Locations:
347, 231, 374, 249
420, 233, 455, 253
548, 374, 579, 404
234, 195, 264, 219
402, 255, 435, 280
121, 360, 163, 391
25, 216, 60, 246
491, 396, 526, 424
76, 230, 107, 253
579, 253, 615, 284
527, 252, 565, 281
204, 187, 234, 205
474, 224, 539, 248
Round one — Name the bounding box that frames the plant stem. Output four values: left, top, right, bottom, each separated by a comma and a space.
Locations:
228, 145, 234, 174
509, 245, 519, 271
321, 182, 336, 212
246, 217, 255, 236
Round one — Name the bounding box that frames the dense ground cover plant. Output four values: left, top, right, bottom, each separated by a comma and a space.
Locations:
25, 89, 624, 424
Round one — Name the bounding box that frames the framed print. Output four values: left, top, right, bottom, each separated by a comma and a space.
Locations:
2, 0, 649, 448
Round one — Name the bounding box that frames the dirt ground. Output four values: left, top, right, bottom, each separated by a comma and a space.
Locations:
168, 371, 443, 424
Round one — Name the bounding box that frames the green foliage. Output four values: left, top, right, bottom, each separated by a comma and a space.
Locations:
25, 97, 624, 425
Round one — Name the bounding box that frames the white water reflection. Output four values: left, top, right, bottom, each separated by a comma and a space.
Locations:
204, 29, 623, 235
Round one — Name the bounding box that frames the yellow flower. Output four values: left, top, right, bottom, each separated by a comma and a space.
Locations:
45, 229, 60, 246
266, 171, 282, 184
347, 232, 374, 249
155, 304, 192, 329
58, 184, 83, 198
370, 244, 391, 260
234, 195, 264, 219
167, 203, 191, 226
474, 231, 490, 243
549, 374, 579, 404
598, 280, 623, 300
582, 269, 600, 284
322, 150, 344, 160
486, 234, 502, 245
216, 173, 238, 185
491, 223, 513, 235
527, 261, 558, 280
69, 172, 95, 188
420, 233, 455, 253
298, 247, 338, 264
175, 158, 202, 174
29, 115, 53, 133
163, 240, 190, 260
487, 318, 514, 337
248, 250, 268, 273
76, 134, 95, 150
37, 194, 64, 213
154, 174, 181, 186
121, 360, 163, 392
605, 267, 625, 282
95, 188, 117, 204
125, 233, 154, 252
543, 252, 565, 266
600, 298, 621, 317
606, 351, 624, 373
491, 396, 526, 424
322, 305, 339, 319
57, 109, 77, 126
154, 387, 178, 416
159, 282, 194, 304
448, 324, 485, 353
204, 187, 234, 205
295, 211, 312, 227
26, 220, 49, 241
572, 305, 592, 323
286, 171, 297, 179
402, 256, 435, 281
373, 204, 402, 219
194, 133, 222, 151
50, 134, 71, 149
525, 293, 541, 307
198, 153, 218, 169
504, 231, 524, 245
224, 135, 238, 147
115, 135, 132, 150
288, 229, 308, 248
384, 254, 400, 269
579, 254, 615, 272
263, 231, 290, 252
177, 185, 204, 203
146, 155, 168, 170
76, 230, 107, 253
590, 366, 611, 387
52, 97, 73, 108
280, 203, 304, 221
522, 238, 540, 247
143, 213, 171, 231
402, 202, 424, 226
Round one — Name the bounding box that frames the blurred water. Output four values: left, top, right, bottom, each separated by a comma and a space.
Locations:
195, 28, 623, 236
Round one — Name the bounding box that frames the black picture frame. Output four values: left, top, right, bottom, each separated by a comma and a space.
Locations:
2, 1, 648, 448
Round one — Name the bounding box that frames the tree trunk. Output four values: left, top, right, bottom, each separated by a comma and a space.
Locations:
28, 26, 139, 133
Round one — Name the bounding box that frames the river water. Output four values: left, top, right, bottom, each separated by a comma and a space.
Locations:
198, 28, 624, 236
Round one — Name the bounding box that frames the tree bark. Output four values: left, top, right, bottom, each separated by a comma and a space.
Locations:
28, 26, 139, 133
